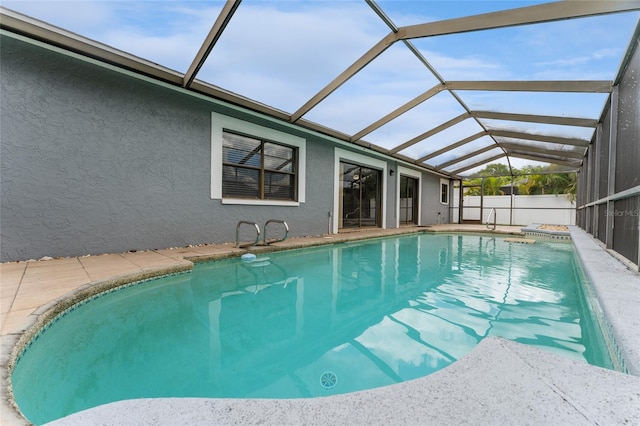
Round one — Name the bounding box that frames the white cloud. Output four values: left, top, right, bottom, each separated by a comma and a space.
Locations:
3, 1, 223, 71
197, 2, 388, 108
5, 0, 634, 172
2, 0, 115, 30
532, 46, 623, 80
535, 47, 620, 68
418, 50, 506, 80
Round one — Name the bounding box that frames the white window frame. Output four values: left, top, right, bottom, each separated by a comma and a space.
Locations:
440, 178, 450, 205
333, 148, 387, 233
397, 166, 422, 227
211, 112, 306, 205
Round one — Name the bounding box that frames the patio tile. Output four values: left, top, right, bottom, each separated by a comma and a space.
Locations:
1, 292, 17, 315
154, 245, 241, 263
0, 264, 26, 303
78, 254, 141, 281
1, 402, 25, 426
1, 307, 35, 335
78, 253, 137, 267
23, 258, 83, 274
0, 262, 28, 274
10, 277, 88, 312
120, 251, 188, 269
20, 258, 86, 281
20, 267, 89, 283
154, 247, 199, 258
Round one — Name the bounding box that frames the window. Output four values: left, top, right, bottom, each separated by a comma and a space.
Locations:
440, 179, 449, 205
211, 112, 306, 206
222, 131, 296, 201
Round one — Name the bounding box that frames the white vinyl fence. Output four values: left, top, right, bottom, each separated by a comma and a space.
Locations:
451, 192, 576, 226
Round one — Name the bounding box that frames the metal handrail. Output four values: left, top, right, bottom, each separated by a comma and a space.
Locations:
263, 219, 289, 245
486, 208, 497, 230
236, 221, 261, 248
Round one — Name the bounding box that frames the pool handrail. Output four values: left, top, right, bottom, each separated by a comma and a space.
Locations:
264, 219, 289, 245
486, 208, 497, 230
236, 221, 261, 248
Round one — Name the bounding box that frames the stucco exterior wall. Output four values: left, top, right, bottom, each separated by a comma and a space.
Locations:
421, 175, 450, 225
1, 35, 450, 262
0, 36, 331, 261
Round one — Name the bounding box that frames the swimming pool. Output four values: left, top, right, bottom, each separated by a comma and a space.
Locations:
10, 233, 616, 424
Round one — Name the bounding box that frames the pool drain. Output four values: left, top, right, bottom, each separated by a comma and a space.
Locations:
320, 371, 337, 389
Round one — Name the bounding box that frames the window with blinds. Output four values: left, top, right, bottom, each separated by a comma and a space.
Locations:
222, 130, 297, 200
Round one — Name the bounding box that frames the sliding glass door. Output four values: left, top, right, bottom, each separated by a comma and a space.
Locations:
340, 162, 381, 229
399, 175, 419, 225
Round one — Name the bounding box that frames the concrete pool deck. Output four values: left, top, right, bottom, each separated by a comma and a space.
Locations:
1, 224, 639, 425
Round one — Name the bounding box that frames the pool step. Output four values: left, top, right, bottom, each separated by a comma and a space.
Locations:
504, 238, 536, 244
249, 258, 271, 267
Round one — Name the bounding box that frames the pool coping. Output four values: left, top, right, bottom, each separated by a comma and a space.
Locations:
45, 337, 640, 426
522, 223, 572, 241
2, 225, 639, 424
569, 226, 640, 375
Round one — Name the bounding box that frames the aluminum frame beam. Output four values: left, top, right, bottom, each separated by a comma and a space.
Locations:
1, 7, 296, 125
0, 7, 184, 85
499, 143, 585, 160
290, 32, 397, 122
359, 2, 504, 175
489, 129, 590, 147
449, 153, 506, 175
471, 111, 599, 127
366, 1, 508, 175
507, 152, 582, 168
389, 113, 470, 154
614, 17, 640, 85
190, 79, 291, 121
351, 84, 445, 142
606, 87, 620, 249
183, 0, 242, 88
445, 80, 612, 93
399, 1, 640, 39
435, 144, 500, 170
416, 131, 487, 163
466, 167, 579, 179
5, 1, 639, 182
290, 0, 635, 124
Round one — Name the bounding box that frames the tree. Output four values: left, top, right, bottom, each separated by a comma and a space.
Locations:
517, 165, 576, 200
462, 163, 577, 199
462, 175, 511, 195
478, 163, 511, 177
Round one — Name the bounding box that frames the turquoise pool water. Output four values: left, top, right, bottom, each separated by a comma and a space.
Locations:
11, 233, 614, 424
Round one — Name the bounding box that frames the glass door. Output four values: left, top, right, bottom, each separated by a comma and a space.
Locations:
340, 162, 381, 229
399, 175, 418, 225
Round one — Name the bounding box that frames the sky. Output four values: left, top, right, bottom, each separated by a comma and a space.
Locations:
3, 0, 639, 175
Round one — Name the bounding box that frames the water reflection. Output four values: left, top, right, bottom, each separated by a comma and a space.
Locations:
12, 234, 612, 424
187, 234, 604, 398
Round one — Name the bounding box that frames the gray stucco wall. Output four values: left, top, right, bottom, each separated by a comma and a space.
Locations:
385, 164, 398, 229
0, 35, 331, 261
1, 34, 449, 262
421, 174, 450, 225
382, 162, 449, 228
